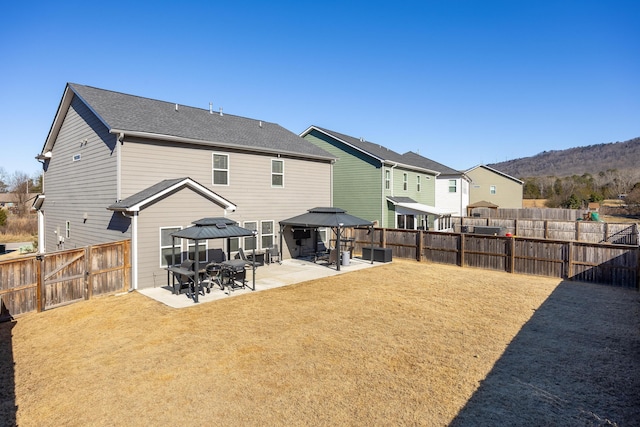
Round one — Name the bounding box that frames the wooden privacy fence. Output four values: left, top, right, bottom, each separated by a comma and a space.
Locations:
0, 240, 130, 320
353, 228, 639, 289
451, 217, 638, 245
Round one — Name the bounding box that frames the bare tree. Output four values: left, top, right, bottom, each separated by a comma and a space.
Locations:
0, 167, 8, 193
9, 171, 33, 217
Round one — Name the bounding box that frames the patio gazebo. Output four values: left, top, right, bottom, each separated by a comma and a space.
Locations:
170, 217, 257, 302
279, 207, 375, 271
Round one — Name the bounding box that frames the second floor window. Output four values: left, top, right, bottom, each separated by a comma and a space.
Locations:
385, 169, 391, 190
490, 185, 497, 195
403, 173, 408, 191
272, 159, 284, 187
212, 153, 229, 185
449, 179, 457, 193
416, 176, 421, 192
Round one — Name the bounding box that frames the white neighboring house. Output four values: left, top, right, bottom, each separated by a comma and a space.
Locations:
402, 152, 470, 218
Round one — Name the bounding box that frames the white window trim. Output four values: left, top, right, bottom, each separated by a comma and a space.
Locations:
65, 220, 71, 238
243, 221, 258, 250
160, 226, 183, 268
490, 185, 497, 195
449, 179, 457, 193
260, 220, 275, 249
385, 169, 391, 190
212, 152, 230, 186
271, 159, 284, 188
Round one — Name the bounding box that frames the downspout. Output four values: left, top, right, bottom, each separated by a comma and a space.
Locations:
116, 133, 124, 200
122, 211, 138, 291
37, 210, 45, 253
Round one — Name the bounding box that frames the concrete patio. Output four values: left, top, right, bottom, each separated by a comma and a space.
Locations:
138, 256, 386, 308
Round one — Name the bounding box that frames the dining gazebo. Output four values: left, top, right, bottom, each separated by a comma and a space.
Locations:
169, 217, 257, 302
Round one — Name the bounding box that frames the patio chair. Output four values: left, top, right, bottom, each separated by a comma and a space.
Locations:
204, 262, 224, 291
173, 259, 195, 295
237, 248, 248, 261
267, 244, 281, 265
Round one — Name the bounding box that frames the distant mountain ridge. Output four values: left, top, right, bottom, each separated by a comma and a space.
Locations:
487, 137, 640, 179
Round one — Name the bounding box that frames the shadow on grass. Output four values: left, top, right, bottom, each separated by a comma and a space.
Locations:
0, 317, 16, 427
450, 280, 640, 426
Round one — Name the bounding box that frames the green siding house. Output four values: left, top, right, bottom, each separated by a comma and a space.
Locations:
301, 126, 452, 230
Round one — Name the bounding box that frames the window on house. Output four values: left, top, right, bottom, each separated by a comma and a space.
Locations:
403, 173, 408, 191
188, 240, 208, 263
243, 221, 257, 250
417, 176, 421, 192
490, 185, 497, 195
261, 220, 274, 248
212, 153, 229, 185
272, 159, 284, 187
65, 221, 71, 238
385, 169, 391, 190
449, 179, 457, 193
160, 227, 182, 267
228, 238, 239, 253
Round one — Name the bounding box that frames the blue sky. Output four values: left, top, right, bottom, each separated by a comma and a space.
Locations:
1, 0, 638, 178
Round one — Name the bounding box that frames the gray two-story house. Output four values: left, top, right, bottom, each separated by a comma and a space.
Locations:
35, 83, 335, 290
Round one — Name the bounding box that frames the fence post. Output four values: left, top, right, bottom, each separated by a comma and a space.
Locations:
381, 228, 386, 248
567, 242, 574, 280
36, 255, 44, 312
509, 236, 515, 274
416, 230, 423, 262
84, 246, 91, 300
575, 222, 581, 242
460, 234, 465, 267
544, 220, 549, 239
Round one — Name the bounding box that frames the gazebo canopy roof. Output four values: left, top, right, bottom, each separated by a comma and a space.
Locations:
279, 207, 373, 228
171, 217, 255, 240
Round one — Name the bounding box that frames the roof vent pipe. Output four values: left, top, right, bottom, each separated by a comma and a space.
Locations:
259, 121, 262, 128
219, 107, 223, 116
209, 102, 213, 114
175, 103, 178, 111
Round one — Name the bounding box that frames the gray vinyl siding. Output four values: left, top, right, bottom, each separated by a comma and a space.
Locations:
303, 130, 382, 224
120, 139, 331, 258
136, 187, 229, 289
42, 95, 125, 251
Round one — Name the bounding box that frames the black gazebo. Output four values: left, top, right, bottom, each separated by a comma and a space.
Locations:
170, 217, 257, 302
279, 207, 375, 271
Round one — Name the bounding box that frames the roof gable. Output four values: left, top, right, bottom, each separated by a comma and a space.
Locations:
465, 164, 524, 184
107, 177, 236, 212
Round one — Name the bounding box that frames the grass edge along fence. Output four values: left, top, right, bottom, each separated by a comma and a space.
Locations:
0, 239, 130, 320
353, 228, 639, 289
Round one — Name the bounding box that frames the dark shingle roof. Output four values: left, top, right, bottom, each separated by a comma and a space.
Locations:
68, 84, 333, 159
108, 177, 236, 212
311, 126, 407, 164
309, 126, 460, 175
401, 151, 462, 176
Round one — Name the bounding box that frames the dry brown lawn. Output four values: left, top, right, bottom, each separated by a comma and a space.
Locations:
1, 260, 639, 426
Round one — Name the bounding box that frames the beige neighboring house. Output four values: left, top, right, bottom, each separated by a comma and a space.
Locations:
34, 83, 335, 290
465, 165, 523, 209
0, 193, 18, 209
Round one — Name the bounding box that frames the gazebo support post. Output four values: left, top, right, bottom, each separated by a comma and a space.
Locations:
336, 225, 342, 271
370, 225, 374, 264
193, 238, 200, 303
